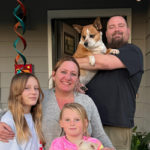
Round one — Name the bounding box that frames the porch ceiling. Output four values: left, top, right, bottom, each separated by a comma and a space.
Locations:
80, 0, 148, 9
104, 0, 147, 8
46, 0, 148, 11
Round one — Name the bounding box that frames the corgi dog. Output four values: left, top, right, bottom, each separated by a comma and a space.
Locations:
73, 17, 119, 85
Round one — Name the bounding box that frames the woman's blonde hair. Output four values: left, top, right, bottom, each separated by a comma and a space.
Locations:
8, 73, 45, 145
53, 56, 80, 77
60, 103, 89, 136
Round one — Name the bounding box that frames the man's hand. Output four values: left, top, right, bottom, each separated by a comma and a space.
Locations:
0, 122, 14, 142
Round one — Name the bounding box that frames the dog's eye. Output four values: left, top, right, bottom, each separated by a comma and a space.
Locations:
82, 36, 86, 40
90, 34, 95, 38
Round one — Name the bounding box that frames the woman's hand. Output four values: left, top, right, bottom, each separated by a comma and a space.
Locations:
75, 81, 88, 94
0, 122, 14, 142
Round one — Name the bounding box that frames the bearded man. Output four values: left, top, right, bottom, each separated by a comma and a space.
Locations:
76, 16, 144, 150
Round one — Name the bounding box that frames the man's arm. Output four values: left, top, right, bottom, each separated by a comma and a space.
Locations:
76, 54, 125, 70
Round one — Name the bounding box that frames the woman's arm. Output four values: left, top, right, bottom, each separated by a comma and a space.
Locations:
0, 113, 19, 149
0, 109, 14, 142
0, 122, 14, 142
0, 135, 21, 150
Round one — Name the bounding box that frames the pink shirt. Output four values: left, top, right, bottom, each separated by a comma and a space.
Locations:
49, 136, 103, 150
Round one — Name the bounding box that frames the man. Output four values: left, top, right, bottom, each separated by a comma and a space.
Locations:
76, 16, 143, 150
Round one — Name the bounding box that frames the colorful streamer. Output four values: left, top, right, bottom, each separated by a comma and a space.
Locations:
13, 0, 27, 73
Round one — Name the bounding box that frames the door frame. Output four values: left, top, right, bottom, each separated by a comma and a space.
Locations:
47, 8, 132, 87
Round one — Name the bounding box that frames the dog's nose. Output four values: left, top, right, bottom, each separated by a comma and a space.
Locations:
84, 42, 88, 47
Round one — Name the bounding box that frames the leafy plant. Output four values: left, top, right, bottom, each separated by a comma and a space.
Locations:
131, 126, 150, 150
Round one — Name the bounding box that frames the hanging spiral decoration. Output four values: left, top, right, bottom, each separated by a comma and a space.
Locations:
13, 0, 27, 74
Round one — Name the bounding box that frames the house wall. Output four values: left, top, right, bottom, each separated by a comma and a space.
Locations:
141, 0, 150, 132
132, 7, 146, 131
133, 2, 150, 132
0, 1, 49, 108
0, 0, 149, 131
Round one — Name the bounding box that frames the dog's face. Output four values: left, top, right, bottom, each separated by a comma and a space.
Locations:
78, 140, 99, 150
73, 17, 103, 50
80, 25, 102, 49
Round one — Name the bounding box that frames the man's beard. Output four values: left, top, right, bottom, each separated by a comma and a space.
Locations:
107, 31, 128, 49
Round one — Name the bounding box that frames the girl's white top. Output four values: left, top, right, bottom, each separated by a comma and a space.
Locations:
0, 111, 40, 150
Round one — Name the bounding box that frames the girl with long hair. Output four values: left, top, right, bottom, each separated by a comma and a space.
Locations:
0, 73, 45, 149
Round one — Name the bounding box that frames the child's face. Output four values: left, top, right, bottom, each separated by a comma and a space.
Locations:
60, 108, 87, 140
21, 76, 39, 113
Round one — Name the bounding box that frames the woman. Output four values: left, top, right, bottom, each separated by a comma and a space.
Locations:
42, 56, 114, 150
0, 56, 115, 150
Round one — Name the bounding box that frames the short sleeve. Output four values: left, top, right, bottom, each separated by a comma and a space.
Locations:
117, 44, 143, 76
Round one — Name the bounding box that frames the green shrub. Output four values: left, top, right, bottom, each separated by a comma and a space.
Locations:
131, 126, 150, 150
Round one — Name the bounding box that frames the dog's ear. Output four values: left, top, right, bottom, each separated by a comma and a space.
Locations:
73, 24, 83, 33
93, 17, 102, 31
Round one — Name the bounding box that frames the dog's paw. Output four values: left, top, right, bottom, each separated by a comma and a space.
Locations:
110, 49, 120, 55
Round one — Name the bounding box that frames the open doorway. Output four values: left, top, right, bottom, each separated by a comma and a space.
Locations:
51, 17, 109, 64
47, 9, 131, 87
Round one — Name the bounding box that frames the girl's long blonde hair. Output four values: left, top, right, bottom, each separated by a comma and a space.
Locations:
8, 73, 45, 145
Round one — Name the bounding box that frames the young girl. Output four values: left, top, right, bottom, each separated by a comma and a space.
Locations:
0, 73, 45, 149
49, 103, 104, 150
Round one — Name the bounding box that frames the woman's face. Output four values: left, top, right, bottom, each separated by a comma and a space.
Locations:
52, 61, 79, 93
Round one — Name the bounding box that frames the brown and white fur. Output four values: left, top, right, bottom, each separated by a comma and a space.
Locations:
78, 140, 99, 150
73, 17, 119, 85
